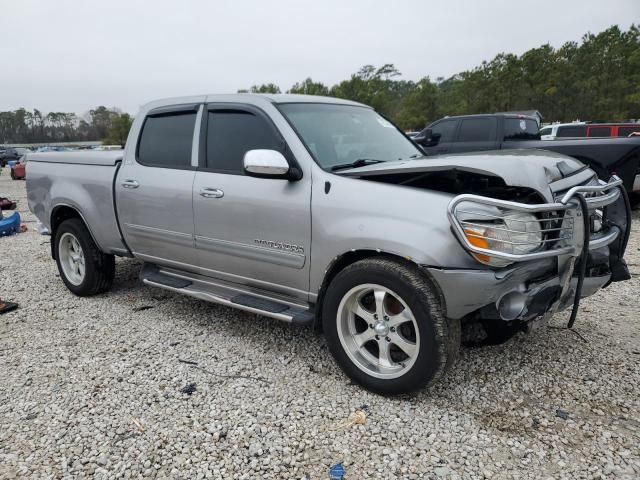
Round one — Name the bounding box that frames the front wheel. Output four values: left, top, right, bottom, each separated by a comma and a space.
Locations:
322, 257, 460, 395
54, 218, 115, 296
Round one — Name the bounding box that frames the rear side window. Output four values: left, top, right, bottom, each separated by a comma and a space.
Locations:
457, 118, 497, 142
557, 125, 586, 138
503, 118, 539, 140
588, 126, 611, 137
138, 112, 196, 168
206, 110, 282, 173
430, 120, 458, 143
618, 126, 640, 137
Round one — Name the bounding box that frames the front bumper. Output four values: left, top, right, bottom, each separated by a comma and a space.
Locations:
434, 176, 629, 321
427, 253, 611, 320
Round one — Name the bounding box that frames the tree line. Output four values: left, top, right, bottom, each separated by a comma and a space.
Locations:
1, 24, 638, 144
0, 106, 132, 145
242, 25, 640, 130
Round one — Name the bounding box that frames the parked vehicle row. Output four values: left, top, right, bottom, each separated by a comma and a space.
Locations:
539, 122, 640, 140
27, 94, 631, 394
414, 114, 640, 206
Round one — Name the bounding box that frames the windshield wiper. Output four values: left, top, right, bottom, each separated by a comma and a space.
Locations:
330, 158, 386, 172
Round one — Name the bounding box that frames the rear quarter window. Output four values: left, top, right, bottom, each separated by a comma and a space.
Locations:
503, 118, 539, 140
618, 126, 640, 137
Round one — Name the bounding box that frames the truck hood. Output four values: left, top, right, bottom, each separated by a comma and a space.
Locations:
341, 149, 588, 199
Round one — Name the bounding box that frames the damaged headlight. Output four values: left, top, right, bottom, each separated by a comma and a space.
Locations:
462, 211, 543, 267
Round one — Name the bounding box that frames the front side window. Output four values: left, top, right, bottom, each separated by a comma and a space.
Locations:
137, 112, 196, 168
503, 118, 540, 140
539, 127, 552, 136
278, 103, 421, 170
457, 118, 497, 142
431, 120, 458, 143
206, 110, 282, 174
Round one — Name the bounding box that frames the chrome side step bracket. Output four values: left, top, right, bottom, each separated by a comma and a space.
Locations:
139, 263, 314, 326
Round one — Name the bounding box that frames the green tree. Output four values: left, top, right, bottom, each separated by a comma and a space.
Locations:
103, 113, 133, 146
288, 78, 329, 95
246, 83, 281, 94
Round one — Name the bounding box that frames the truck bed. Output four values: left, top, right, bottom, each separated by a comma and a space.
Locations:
26, 151, 128, 256
27, 150, 123, 166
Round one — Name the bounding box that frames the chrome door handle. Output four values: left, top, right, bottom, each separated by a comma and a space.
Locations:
200, 188, 224, 198
121, 180, 139, 189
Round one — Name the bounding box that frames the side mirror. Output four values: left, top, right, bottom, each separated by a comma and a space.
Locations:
244, 149, 290, 178
415, 128, 442, 147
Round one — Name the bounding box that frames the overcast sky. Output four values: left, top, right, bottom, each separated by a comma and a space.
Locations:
1, 0, 638, 115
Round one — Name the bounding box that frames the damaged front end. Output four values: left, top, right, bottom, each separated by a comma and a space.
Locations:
427, 175, 630, 324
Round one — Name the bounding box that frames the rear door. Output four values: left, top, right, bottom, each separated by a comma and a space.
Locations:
191, 104, 311, 299
449, 117, 498, 153
116, 104, 200, 267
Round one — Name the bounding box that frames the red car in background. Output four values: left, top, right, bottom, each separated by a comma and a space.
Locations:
10, 157, 26, 180
586, 123, 640, 137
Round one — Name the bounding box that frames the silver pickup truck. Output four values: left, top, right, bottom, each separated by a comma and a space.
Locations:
27, 94, 631, 394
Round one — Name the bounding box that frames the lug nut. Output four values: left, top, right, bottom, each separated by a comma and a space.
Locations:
375, 335, 380, 340
369, 323, 374, 329
384, 316, 389, 321
385, 336, 391, 342
390, 327, 396, 332
373, 314, 378, 320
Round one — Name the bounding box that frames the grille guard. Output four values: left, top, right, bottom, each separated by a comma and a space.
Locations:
447, 176, 623, 263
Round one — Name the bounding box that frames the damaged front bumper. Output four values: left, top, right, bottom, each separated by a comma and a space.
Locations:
430, 176, 629, 321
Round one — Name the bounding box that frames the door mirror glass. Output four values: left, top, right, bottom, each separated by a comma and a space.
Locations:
244, 149, 290, 178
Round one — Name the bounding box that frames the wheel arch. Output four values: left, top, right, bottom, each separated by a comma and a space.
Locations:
50, 205, 100, 259
313, 249, 445, 332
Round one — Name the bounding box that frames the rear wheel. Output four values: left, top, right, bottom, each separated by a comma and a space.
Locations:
322, 257, 460, 395
54, 218, 115, 296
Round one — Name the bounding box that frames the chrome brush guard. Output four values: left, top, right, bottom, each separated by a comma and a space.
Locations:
447, 176, 623, 263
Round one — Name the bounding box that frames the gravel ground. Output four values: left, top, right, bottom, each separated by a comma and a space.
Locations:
0, 169, 639, 480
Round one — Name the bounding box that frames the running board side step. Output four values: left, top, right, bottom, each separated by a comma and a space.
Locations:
139, 264, 314, 326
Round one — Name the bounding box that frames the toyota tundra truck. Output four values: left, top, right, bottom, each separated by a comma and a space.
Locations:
26, 94, 631, 394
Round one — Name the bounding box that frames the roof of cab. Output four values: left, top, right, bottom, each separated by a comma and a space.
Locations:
139, 93, 367, 114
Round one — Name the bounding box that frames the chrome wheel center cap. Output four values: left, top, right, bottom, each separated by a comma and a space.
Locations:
373, 322, 389, 336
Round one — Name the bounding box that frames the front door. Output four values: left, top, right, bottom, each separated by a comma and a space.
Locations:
117, 105, 200, 267
192, 105, 311, 299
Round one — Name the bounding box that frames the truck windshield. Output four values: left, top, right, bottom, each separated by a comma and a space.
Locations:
278, 103, 422, 170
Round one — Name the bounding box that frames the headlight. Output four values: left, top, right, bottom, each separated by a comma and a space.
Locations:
462, 212, 543, 267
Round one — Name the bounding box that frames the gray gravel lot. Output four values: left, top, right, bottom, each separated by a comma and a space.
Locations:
0, 170, 639, 479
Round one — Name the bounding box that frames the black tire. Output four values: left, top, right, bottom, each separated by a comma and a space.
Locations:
10, 168, 15, 180
54, 218, 115, 296
629, 192, 640, 210
322, 257, 460, 395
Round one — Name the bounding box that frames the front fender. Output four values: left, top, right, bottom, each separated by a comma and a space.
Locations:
309, 171, 480, 295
